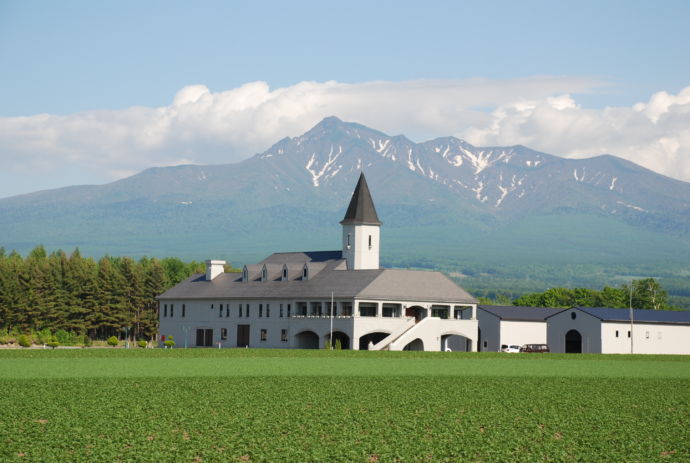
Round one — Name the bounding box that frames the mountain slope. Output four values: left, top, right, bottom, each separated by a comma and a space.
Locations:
1, 116, 689, 269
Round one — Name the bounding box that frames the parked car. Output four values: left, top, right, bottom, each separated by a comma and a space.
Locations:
501, 344, 521, 353
520, 344, 550, 353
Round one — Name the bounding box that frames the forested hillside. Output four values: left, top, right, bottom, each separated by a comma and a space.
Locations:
0, 246, 214, 343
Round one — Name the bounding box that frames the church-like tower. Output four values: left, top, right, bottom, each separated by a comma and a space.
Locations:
340, 173, 382, 270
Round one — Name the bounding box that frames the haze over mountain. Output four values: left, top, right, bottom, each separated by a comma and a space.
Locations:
2, 117, 689, 277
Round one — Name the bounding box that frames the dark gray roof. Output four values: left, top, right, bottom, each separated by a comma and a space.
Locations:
340, 173, 382, 226
479, 305, 566, 321
572, 307, 690, 325
158, 261, 476, 304
260, 251, 343, 264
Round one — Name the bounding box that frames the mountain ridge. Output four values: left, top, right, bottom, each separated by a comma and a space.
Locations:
1, 116, 689, 268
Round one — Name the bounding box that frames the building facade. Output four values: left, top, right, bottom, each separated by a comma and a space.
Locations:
158, 173, 479, 351
546, 307, 690, 355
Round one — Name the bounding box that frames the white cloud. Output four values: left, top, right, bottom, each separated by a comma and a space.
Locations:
1, 77, 690, 196
462, 86, 690, 182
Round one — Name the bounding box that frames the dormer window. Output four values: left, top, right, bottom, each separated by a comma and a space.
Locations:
282, 265, 288, 281
261, 265, 268, 282
302, 264, 309, 280
242, 266, 248, 282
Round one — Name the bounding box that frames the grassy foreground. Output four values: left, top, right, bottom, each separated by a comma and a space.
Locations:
1, 350, 689, 462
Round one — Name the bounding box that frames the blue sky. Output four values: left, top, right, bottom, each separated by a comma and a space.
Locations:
1, 0, 689, 198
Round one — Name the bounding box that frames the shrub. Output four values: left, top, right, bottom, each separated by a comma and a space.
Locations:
137, 340, 147, 348
335, 338, 342, 350
107, 336, 119, 347
164, 335, 175, 348
0, 329, 9, 344
17, 334, 31, 348
37, 328, 52, 345
55, 329, 79, 346
46, 341, 59, 349
82, 335, 93, 347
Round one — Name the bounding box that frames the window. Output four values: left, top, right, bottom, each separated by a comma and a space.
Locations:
163, 304, 167, 317
219, 304, 223, 317
259, 304, 263, 318
303, 266, 308, 279
347, 233, 351, 248
615, 330, 619, 338
382, 304, 401, 317
280, 303, 283, 318
246, 304, 250, 317
287, 304, 291, 318
239, 304, 242, 318
571, 312, 577, 320
341, 302, 352, 317
211, 304, 214, 309
645, 331, 650, 339
281, 329, 288, 342
282, 267, 287, 280
170, 304, 174, 317
261, 266, 267, 281
483, 341, 488, 349
266, 304, 270, 318
182, 304, 186, 318
226, 305, 229, 317
260, 329, 267, 341
627, 330, 631, 338
368, 234, 372, 248
243, 267, 248, 281
221, 328, 228, 340
359, 303, 377, 317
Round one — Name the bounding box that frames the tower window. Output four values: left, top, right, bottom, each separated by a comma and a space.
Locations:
368, 234, 372, 248
347, 233, 351, 248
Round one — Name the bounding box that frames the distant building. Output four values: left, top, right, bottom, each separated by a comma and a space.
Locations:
546, 307, 690, 355
465, 305, 564, 352
158, 173, 479, 351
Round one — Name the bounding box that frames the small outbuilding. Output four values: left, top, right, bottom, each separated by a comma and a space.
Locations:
467, 305, 565, 352
546, 307, 690, 355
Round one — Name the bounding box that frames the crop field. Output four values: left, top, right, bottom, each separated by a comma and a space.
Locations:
1, 350, 689, 462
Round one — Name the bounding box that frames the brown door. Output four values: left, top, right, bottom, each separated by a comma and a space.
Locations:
237, 325, 250, 347
204, 328, 213, 347
196, 329, 214, 347
196, 329, 205, 347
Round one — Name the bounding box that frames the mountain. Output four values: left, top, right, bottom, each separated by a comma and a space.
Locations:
1, 116, 690, 284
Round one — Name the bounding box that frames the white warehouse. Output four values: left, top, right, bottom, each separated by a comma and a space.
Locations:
546, 307, 690, 355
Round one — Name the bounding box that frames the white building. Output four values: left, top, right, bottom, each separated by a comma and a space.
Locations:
158, 173, 479, 351
466, 305, 564, 352
546, 307, 690, 355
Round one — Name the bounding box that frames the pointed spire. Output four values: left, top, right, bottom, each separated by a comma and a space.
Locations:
340, 173, 382, 225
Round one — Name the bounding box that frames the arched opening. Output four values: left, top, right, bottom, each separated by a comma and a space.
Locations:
403, 338, 424, 351
295, 330, 320, 349
359, 332, 389, 350
325, 331, 350, 350
405, 305, 428, 323
565, 329, 582, 353
441, 334, 470, 352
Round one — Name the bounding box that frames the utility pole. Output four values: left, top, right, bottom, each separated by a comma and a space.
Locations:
629, 280, 634, 354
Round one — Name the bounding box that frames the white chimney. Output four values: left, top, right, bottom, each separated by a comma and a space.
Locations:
205, 260, 226, 281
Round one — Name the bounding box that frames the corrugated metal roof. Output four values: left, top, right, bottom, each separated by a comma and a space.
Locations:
479, 305, 565, 321
575, 307, 690, 324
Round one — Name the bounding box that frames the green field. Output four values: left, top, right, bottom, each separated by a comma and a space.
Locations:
1, 350, 689, 462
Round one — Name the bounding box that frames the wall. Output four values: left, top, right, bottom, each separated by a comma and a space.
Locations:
500, 320, 547, 348
475, 309, 501, 352
601, 322, 690, 355
546, 309, 602, 353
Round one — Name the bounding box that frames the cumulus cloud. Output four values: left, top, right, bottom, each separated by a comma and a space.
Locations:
462, 86, 690, 182
1, 77, 689, 196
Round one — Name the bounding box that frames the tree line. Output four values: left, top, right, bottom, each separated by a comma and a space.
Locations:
510, 278, 675, 310
0, 245, 207, 341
